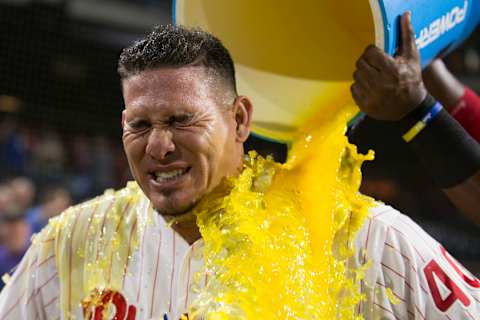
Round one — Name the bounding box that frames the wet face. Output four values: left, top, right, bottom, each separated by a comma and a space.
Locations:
122, 66, 252, 215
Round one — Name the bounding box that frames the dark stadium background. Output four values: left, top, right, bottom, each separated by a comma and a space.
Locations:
0, 0, 478, 283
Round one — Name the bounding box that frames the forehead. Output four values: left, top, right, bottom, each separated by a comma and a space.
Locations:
122, 66, 214, 110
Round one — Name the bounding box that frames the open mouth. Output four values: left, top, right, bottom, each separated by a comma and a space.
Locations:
150, 167, 191, 184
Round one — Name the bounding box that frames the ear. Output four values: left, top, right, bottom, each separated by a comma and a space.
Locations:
232, 96, 253, 143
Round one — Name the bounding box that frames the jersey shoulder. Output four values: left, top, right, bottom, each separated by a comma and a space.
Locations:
351, 203, 419, 280
356, 203, 425, 246
353, 203, 401, 251
28, 180, 149, 280
37, 181, 152, 317
40, 181, 146, 243
356, 205, 480, 319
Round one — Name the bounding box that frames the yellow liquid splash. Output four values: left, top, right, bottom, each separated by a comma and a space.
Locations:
189, 104, 375, 319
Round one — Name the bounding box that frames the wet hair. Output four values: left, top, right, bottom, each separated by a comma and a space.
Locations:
118, 24, 237, 96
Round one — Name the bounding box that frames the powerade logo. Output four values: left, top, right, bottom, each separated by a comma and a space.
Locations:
415, 0, 468, 49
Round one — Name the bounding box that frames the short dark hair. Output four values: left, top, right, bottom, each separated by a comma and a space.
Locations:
118, 24, 237, 95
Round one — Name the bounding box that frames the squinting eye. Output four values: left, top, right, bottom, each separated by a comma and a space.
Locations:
126, 120, 150, 132
169, 114, 194, 126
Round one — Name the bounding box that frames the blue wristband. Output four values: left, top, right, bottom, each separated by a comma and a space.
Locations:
402, 102, 443, 142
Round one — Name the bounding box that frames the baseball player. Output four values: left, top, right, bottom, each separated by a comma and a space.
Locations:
1, 14, 479, 320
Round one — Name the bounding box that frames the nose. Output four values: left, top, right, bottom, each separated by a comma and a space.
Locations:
145, 127, 175, 160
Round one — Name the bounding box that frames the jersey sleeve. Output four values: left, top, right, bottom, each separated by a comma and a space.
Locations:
358, 206, 480, 319
450, 87, 480, 142
0, 228, 60, 320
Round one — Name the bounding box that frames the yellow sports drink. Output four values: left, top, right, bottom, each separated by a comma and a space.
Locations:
173, 1, 480, 318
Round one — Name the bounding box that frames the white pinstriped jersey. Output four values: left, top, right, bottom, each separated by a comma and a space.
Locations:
351, 206, 480, 320
0, 185, 478, 319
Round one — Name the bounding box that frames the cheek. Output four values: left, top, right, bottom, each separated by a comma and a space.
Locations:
122, 134, 145, 163
176, 124, 226, 170
203, 122, 235, 178
176, 130, 214, 165
202, 122, 230, 159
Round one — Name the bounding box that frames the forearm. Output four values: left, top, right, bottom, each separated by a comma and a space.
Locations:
395, 97, 480, 224
422, 60, 465, 111
422, 59, 480, 142
443, 171, 480, 225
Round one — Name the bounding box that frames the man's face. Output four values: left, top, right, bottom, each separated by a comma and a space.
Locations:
122, 66, 250, 215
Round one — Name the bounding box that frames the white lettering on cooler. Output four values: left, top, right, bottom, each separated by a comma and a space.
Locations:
415, 0, 468, 50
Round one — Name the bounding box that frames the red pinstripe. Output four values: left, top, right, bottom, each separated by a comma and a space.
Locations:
37, 254, 55, 268
25, 288, 36, 307
372, 208, 392, 220
346, 212, 353, 250
184, 252, 193, 309
385, 242, 415, 270
409, 305, 426, 320
84, 204, 98, 240
383, 236, 429, 295
375, 281, 416, 319
136, 227, 147, 303
0, 291, 26, 320
389, 223, 454, 314
357, 218, 373, 316
34, 295, 59, 320
168, 231, 176, 313
24, 256, 63, 304
107, 201, 132, 285
54, 222, 62, 269
95, 201, 115, 261
381, 263, 414, 290
8, 256, 38, 288
465, 310, 475, 320
122, 219, 138, 290
373, 302, 403, 320
10, 252, 55, 318
37, 272, 59, 293
397, 219, 435, 263
363, 218, 373, 265
43, 295, 58, 309
67, 211, 81, 315
375, 281, 407, 303
390, 226, 427, 263
149, 230, 163, 318
27, 272, 58, 307
381, 263, 426, 319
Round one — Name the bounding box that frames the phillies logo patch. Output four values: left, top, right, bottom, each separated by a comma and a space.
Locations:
82, 289, 137, 320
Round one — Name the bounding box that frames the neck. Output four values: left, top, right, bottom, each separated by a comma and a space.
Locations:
161, 164, 244, 245
164, 212, 201, 245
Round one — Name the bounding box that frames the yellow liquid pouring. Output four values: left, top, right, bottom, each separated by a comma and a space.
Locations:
189, 104, 374, 319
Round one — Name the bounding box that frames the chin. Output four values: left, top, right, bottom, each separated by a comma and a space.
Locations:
159, 204, 195, 217
151, 193, 198, 216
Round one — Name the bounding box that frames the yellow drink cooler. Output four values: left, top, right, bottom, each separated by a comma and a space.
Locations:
173, 1, 480, 142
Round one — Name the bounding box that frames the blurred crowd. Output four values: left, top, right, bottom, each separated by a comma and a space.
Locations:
0, 115, 131, 289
